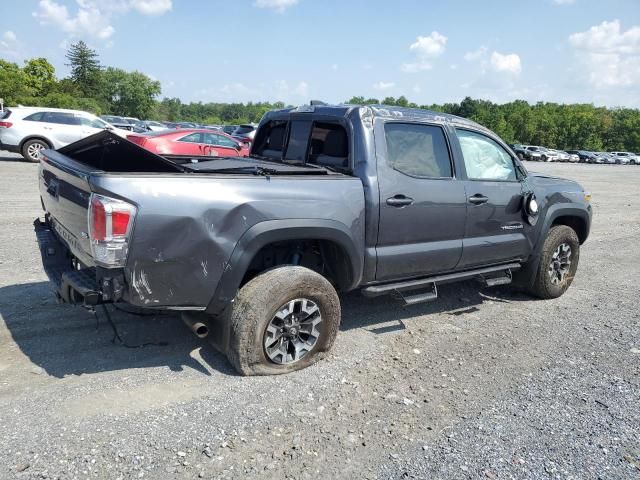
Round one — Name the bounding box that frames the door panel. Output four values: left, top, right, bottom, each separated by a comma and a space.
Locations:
455, 128, 531, 268
459, 181, 530, 267
374, 120, 467, 281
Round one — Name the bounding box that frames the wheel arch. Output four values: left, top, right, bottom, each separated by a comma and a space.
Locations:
19, 135, 54, 152
206, 219, 363, 316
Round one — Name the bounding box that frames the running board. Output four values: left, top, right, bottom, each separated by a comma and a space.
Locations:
362, 263, 521, 298
397, 283, 438, 306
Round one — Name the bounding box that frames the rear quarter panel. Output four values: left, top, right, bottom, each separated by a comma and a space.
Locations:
90, 174, 365, 309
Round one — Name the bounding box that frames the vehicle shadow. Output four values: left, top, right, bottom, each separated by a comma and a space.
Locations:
0, 280, 531, 379
0, 153, 28, 163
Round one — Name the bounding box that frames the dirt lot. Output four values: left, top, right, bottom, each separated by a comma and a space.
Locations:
0, 153, 638, 480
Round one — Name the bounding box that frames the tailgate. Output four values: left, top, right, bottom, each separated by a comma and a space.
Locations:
39, 149, 96, 265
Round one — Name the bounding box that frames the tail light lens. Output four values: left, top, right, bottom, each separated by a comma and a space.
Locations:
89, 194, 136, 267
0, 121, 13, 128
126, 135, 146, 146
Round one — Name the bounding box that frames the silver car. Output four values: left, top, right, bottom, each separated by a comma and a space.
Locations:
0, 107, 128, 162
610, 151, 638, 165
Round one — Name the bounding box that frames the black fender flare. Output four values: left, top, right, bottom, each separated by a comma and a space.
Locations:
514, 203, 591, 289
206, 218, 363, 316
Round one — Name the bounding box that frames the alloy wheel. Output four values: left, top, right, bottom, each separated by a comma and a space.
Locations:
548, 243, 572, 285
263, 298, 323, 365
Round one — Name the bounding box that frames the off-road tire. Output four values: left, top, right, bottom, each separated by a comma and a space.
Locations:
226, 266, 341, 375
21, 138, 50, 163
529, 225, 580, 299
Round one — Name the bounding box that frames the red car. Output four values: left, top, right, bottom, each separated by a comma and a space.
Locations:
127, 129, 250, 157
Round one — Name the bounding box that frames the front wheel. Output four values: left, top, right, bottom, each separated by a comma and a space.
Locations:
226, 266, 341, 375
528, 225, 580, 299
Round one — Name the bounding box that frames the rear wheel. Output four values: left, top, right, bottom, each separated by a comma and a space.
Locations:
529, 226, 580, 299
21, 138, 50, 162
226, 266, 341, 375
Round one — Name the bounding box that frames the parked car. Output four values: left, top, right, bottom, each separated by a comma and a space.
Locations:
100, 115, 135, 131
524, 146, 544, 161
126, 129, 249, 157
222, 125, 239, 135
610, 152, 638, 165
231, 124, 258, 143
509, 143, 528, 161
34, 104, 591, 375
607, 152, 631, 165
565, 150, 594, 163
141, 120, 168, 132
0, 107, 129, 162
595, 153, 617, 164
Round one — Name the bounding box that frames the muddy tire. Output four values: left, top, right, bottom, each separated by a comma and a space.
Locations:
529, 226, 580, 299
21, 138, 50, 163
226, 266, 341, 376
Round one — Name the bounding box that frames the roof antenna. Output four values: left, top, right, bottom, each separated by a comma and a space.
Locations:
310, 100, 327, 106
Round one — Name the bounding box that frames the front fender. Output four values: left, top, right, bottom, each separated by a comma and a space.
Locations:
206, 218, 364, 315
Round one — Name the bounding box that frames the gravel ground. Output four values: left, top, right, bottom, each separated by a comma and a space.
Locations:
0, 153, 638, 480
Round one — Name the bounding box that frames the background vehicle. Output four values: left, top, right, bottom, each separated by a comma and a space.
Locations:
0, 107, 129, 162
35, 104, 591, 375
524, 146, 544, 161
231, 124, 258, 143
141, 120, 167, 132
610, 152, 638, 164
100, 115, 135, 131
126, 128, 249, 157
509, 144, 528, 160
222, 125, 239, 135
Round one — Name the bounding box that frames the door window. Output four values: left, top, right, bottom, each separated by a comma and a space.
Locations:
203, 133, 237, 148
42, 112, 80, 125
457, 129, 517, 181
23, 112, 46, 122
177, 133, 202, 143
78, 116, 108, 129
384, 123, 452, 178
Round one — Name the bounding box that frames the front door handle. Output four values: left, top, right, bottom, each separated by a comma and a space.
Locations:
386, 195, 414, 207
468, 194, 489, 205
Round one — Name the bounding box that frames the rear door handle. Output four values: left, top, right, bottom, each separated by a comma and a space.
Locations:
386, 195, 414, 207
468, 194, 489, 205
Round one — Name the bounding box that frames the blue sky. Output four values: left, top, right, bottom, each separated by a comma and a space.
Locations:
1, 0, 640, 107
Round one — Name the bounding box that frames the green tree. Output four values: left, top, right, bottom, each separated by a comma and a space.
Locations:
0, 60, 33, 103
100, 68, 161, 118
65, 40, 101, 96
23, 57, 56, 96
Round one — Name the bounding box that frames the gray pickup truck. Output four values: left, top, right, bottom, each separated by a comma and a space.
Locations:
35, 104, 592, 375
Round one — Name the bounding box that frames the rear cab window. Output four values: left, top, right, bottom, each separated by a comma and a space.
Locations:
254, 118, 350, 170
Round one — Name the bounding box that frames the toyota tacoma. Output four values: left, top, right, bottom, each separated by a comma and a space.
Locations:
34, 104, 592, 375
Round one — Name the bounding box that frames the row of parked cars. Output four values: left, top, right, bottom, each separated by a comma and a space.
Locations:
510, 144, 639, 165
0, 106, 258, 162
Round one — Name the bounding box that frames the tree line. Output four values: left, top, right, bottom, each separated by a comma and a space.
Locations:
1, 41, 639, 151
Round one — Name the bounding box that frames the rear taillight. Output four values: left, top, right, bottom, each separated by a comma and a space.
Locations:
0, 121, 12, 128
89, 194, 136, 266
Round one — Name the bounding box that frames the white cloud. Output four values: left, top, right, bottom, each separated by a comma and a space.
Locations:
401, 62, 432, 73
3, 31, 17, 42
331, 64, 338, 71
33, 0, 172, 41
0, 30, 21, 58
130, 0, 172, 15
253, 0, 299, 13
409, 32, 447, 58
293, 81, 308, 96
402, 31, 447, 73
553, 0, 575, 4
569, 20, 640, 87
464, 46, 487, 62
372, 81, 395, 91
490, 51, 522, 75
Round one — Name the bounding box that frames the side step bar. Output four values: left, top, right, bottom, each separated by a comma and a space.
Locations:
362, 263, 521, 298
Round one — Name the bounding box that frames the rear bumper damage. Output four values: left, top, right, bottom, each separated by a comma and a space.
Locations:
34, 218, 125, 306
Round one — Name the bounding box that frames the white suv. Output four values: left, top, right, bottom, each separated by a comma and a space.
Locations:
0, 107, 128, 162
